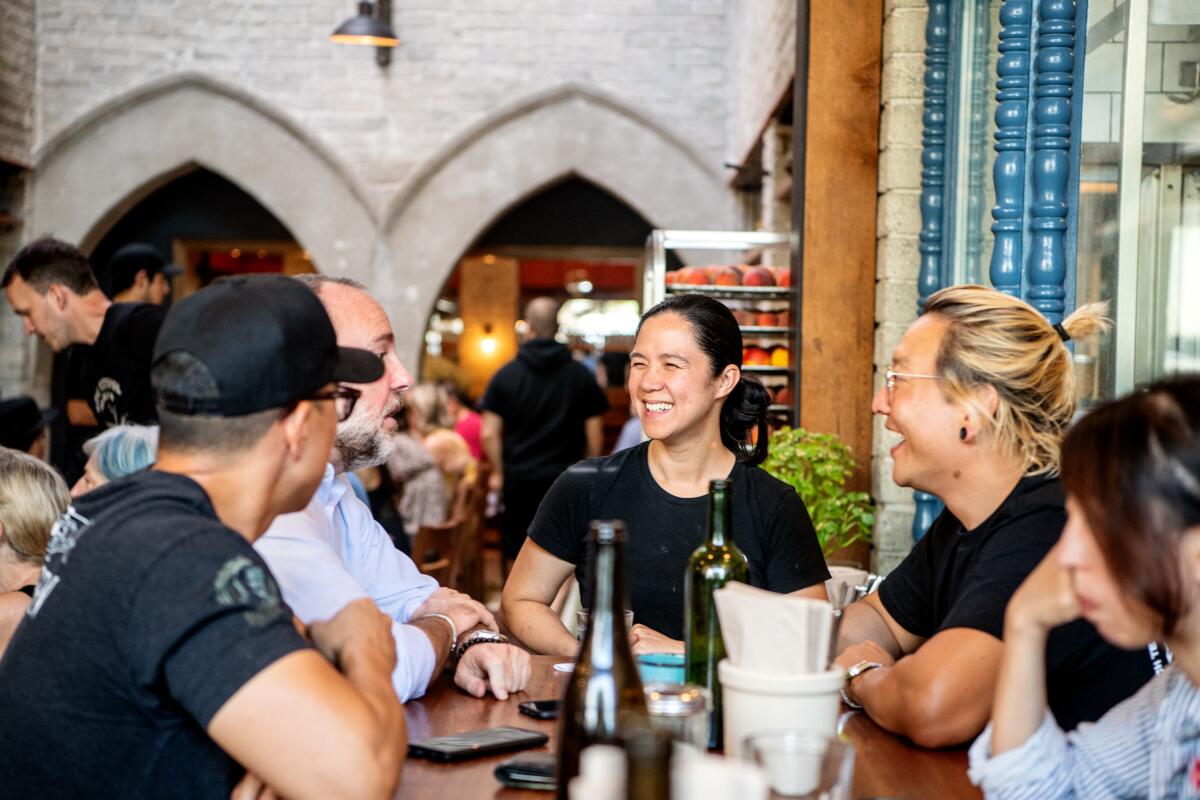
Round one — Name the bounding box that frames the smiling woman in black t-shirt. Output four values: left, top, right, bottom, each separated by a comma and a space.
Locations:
499, 294, 829, 657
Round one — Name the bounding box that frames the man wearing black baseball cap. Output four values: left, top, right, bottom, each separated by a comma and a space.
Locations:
0, 275, 407, 800
108, 243, 182, 306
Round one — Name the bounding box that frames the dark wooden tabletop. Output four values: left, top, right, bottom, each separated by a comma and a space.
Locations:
396, 655, 980, 799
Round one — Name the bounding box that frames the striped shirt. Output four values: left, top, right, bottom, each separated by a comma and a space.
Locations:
968, 665, 1200, 799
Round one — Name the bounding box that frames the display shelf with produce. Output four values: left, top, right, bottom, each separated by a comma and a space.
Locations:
643, 230, 798, 426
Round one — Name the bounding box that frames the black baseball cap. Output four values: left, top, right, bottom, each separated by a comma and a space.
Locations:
152, 275, 384, 416
108, 243, 183, 294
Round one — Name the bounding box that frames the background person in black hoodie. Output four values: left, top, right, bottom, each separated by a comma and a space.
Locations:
481, 297, 608, 570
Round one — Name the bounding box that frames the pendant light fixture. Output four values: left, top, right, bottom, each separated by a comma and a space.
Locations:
330, 0, 398, 66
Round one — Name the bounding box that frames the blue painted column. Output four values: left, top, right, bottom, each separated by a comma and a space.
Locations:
918, 1, 950, 311
989, 0, 1033, 298
1025, 0, 1075, 322
913, 1, 951, 543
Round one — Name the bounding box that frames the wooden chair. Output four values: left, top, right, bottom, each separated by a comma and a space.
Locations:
449, 466, 487, 598
413, 518, 461, 587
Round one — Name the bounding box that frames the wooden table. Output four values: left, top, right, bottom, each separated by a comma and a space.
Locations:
397, 656, 980, 799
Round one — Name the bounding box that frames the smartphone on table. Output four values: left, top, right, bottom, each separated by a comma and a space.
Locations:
518, 699, 561, 720
407, 726, 549, 762
494, 752, 556, 791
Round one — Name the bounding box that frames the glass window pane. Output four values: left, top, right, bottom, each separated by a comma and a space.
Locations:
1076, 0, 1200, 407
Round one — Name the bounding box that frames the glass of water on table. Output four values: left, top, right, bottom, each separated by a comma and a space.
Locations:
575, 608, 635, 640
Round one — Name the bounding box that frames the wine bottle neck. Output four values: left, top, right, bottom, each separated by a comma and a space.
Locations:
584, 541, 628, 667
707, 488, 732, 547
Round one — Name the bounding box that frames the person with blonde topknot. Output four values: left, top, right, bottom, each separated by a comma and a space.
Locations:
832, 285, 1161, 748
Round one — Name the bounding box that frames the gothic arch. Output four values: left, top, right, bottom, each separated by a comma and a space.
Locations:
31, 73, 380, 281
378, 83, 736, 374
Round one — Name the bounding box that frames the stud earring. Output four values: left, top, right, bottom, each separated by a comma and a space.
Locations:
959, 427, 967, 441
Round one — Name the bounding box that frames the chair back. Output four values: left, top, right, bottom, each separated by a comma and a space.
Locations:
413, 518, 460, 586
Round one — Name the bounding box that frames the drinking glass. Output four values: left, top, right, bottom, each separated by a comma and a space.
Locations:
575, 609, 635, 641
743, 730, 855, 799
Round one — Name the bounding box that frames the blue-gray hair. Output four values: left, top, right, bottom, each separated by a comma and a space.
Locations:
83, 425, 159, 482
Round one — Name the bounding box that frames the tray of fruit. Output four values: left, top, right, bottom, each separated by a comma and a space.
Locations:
664, 264, 792, 297
731, 308, 790, 329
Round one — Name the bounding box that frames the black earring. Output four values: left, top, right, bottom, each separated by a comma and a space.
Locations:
959, 427, 967, 441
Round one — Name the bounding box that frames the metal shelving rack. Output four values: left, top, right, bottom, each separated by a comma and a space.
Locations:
642, 229, 799, 425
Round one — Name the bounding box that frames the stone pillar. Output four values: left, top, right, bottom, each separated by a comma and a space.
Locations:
872, 0, 929, 573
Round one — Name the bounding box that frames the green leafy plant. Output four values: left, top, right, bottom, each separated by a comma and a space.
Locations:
762, 426, 875, 557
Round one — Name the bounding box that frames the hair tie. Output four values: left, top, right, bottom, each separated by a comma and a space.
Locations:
1053, 322, 1071, 343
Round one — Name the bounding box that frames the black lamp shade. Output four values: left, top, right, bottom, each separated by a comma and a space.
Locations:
330, 1, 398, 47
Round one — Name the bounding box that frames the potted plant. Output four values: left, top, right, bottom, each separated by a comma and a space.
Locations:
762, 426, 874, 558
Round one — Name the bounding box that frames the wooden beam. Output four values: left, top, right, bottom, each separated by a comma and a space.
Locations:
799, 0, 883, 492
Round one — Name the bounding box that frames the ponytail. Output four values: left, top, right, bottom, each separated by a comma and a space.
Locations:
721, 376, 772, 466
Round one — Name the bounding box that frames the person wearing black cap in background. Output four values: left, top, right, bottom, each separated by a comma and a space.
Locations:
0, 275, 406, 800
107, 242, 182, 306
0, 395, 57, 460
2, 237, 165, 431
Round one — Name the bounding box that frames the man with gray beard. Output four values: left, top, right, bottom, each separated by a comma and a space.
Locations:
256, 275, 530, 702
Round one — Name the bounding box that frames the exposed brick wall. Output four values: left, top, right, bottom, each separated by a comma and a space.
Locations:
872, 0, 926, 574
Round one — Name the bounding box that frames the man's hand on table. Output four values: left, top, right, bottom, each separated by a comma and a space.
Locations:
413, 587, 498, 636
454, 643, 531, 700
629, 624, 684, 655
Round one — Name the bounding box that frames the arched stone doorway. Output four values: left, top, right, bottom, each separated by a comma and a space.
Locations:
380, 84, 736, 373
420, 176, 654, 403
30, 73, 379, 279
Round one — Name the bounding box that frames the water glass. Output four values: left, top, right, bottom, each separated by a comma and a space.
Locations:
743, 730, 855, 799
575, 608, 634, 641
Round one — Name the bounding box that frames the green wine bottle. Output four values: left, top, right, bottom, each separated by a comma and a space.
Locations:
556, 520, 647, 800
684, 479, 749, 750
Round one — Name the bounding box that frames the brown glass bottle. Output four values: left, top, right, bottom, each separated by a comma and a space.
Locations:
684, 479, 749, 750
556, 520, 647, 800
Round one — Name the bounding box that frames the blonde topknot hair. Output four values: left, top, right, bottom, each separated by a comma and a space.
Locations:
922, 285, 1111, 475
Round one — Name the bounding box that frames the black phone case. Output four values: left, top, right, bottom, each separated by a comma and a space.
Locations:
408, 726, 549, 762
518, 700, 560, 720
494, 752, 557, 791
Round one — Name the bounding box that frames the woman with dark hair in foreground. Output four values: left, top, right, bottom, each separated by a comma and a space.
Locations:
500, 293, 829, 657
970, 376, 1200, 798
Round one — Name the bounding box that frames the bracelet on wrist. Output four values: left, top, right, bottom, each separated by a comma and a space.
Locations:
455, 631, 508, 659
418, 613, 458, 658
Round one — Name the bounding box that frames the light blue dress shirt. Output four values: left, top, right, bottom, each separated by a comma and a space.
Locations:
256, 464, 440, 701
968, 663, 1200, 799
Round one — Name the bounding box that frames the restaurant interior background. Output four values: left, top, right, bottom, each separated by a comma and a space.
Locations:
0, 0, 1196, 573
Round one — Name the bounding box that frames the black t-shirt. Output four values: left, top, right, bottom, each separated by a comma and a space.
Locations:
0, 471, 308, 798
480, 338, 608, 481
529, 442, 831, 640
878, 475, 1160, 730
79, 302, 166, 428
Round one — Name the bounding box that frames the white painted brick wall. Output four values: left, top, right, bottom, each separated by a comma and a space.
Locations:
729, 0, 795, 164
34, 0, 740, 208
872, 1, 926, 574
0, 0, 36, 166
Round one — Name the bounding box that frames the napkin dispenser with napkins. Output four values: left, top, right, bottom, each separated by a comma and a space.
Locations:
713, 582, 846, 758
